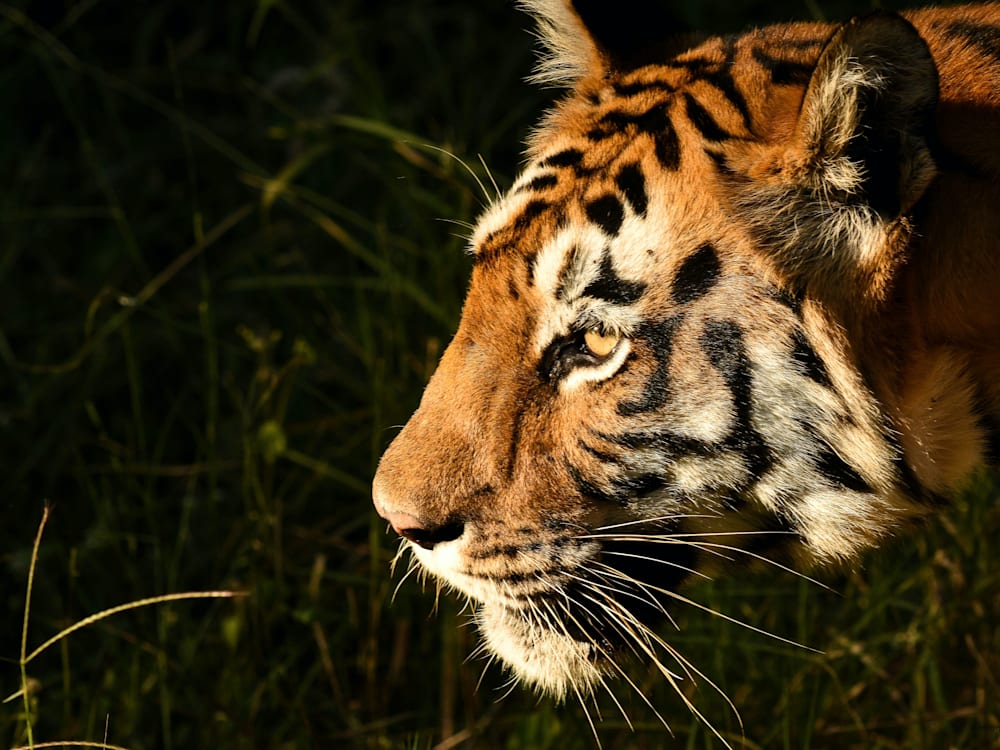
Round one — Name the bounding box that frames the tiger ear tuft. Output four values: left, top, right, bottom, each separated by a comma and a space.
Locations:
744, 13, 939, 306
789, 12, 938, 216
519, 0, 684, 86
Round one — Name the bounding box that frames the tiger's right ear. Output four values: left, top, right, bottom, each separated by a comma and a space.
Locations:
739, 12, 939, 307
519, 0, 684, 85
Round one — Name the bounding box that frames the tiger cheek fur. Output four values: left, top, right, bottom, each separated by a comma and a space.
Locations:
373, 0, 1000, 708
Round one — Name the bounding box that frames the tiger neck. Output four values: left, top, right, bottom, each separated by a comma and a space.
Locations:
866, 161, 1000, 497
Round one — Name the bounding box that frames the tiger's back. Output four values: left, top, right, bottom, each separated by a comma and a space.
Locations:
373, 0, 1000, 720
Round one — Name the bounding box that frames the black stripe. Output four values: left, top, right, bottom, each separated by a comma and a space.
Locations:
980, 411, 1000, 466
585, 194, 625, 236
612, 473, 666, 498
589, 103, 682, 171
589, 103, 671, 139
816, 448, 873, 494
654, 120, 681, 170
670, 55, 714, 74
740, 436, 774, 480
554, 244, 581, 301
587, 111, 630, 140
672, 243, 721, 304
598, 429, 717, 460
506, 400, 527, 480
699, 38, 753, 131
542, 148, 585, 169
704, 148, 733, 175
525, 251, 538, 287
684, 92, 733, 142
752, 48, 813, 85
490, 568, 566, 585
791, 328, 832, 387
578, 438, 622, 466
513, 199, 550, 231
612, 79, 676, 97
946, 22, 1000, 66
581, 248, 647, 305
615, 163, 648, 217
566, 460, 629, 506
894, 454, 931, 503
769, 285, 804, 315
521, 174, 558, 192
468, 544, 523, 560
617, 315, 684, 416
700, 319, 775, 481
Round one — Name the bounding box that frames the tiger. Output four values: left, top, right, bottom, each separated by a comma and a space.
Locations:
372, 0, 1000, 722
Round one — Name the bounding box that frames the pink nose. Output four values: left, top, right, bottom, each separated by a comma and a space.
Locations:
377, 508, 464, 551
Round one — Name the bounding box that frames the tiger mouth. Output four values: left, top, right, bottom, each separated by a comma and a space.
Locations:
473, 536, 699, 697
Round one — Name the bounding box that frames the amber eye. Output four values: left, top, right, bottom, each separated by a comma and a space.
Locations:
583, 328, 620, 358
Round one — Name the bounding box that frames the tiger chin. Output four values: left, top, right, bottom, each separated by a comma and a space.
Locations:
372, 0, 1000, 709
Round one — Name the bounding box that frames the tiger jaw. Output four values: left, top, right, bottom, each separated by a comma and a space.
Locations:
477, 600, 604, 699
402, 532, 607, 696
402, 518, 699, 698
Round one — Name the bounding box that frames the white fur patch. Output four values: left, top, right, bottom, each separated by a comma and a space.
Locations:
531, 224, 645, 357
478, 603, 603, 699
532, 224, 607, 301
469, 190, 535, 254
516, 0, 598, 86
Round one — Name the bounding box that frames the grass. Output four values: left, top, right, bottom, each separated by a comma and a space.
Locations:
0, 0, 996, 748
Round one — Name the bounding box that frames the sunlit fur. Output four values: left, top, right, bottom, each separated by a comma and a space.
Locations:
373, 1, 1000, 737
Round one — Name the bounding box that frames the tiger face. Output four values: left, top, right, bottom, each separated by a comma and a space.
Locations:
373, 0, 1000, 702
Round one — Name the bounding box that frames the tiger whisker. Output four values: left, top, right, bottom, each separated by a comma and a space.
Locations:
540, 588, 669, 735
493, 673, 522, 703
535, 577, 660, 720
390, 554, 422, 604
688, 541, 833, 590
581, 581, 690, 682
418, 143, 496, 207
536, 597, 621, 720
599, 548, 712, 582
579, 529, 796, 540
434, 216, 476, 231
591, 560, 820, 653
474, 651, 496, 692
582, 578, 742, 747
388, 537, 410, 574
568, 586, 686, 735
585, 532, 832, 589
590, 513, 720, 532
478, 153, 503, 201
562, 567, 679, 631
563, 575, 674, 655
571, 679, 602, 748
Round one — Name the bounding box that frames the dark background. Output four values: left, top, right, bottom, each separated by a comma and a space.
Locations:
1, 1, 996, 748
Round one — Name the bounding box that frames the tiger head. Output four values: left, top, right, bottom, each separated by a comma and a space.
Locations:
373, 1, 994, 699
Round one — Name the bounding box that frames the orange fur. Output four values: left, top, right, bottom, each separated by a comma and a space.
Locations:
373, 1, 1000, 706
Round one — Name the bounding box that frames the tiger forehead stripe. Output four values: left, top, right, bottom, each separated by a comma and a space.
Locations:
683, 92, 737, 142
587, 101, 682, 170
615, 163, 648, 217
584, 194, 625, 236
672, 244, 721, 304
580, 249, 647, 306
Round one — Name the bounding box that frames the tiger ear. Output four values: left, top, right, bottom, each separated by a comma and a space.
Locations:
744, 13, 938, 305
520, 0, 684, 85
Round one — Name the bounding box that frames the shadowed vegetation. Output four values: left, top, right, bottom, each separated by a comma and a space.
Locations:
1, 1, 996, 748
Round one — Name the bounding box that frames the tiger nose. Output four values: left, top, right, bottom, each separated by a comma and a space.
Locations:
379, 509, 464, 550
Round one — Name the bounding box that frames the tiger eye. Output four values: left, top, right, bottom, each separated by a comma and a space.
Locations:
583, 328, 620, 358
